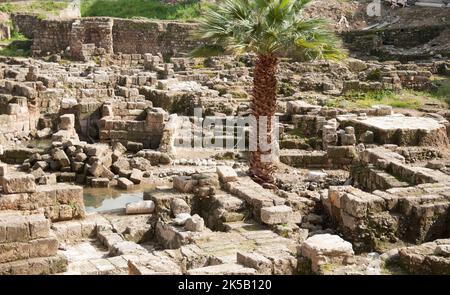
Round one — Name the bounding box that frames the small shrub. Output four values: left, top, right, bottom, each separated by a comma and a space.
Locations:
366, 68, 382, 81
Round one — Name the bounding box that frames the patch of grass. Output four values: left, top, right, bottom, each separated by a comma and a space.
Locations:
429, 75, 450, 104
0, 3, 13, 13
30, 0, 69, 13
0, 1, 69, 18
0, 31, 31, 57
327, 88, 446, 110
80, 0, 209, 21
278, 81, 295, 97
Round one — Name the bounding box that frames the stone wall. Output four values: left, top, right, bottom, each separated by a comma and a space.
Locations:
10, 14, 40, 38
0, 96, 32, 144
112, 19, 201, 57
99, 104, 168, 150
0, 212, 68, 274
70, 18, 114, 61
12, 15, 202, 59
0, 23, 10, 40
342, 25, 448, 61
30, 19, 73, 56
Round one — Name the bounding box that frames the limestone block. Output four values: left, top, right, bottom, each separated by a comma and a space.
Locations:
170, 198, 191, 216
237, 252, 272, 275
91, 178, 110, 188
0, 163, 7, 177
60, 114, 75, 130
216, 166, 238, 183
184, 214, 205, 232
173, 176, 197, 193
39, 174, 57, 185
260, 205, 293, 225
53, 149, 70, 167
126, 201, 155, 215
28, 214, 50, 240
301, 234, 354, 274
4, 215, 29, 242
118, 177, 134, 190
2, 174, 36, 194
130, 169, 143, 184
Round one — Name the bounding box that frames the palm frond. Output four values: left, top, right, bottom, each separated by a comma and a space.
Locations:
193, 0, 344, 61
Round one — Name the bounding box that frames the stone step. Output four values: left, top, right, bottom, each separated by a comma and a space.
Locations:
64, 256, 129, 275
0, 254, 67, 275
279, 149, 329, 169
51, 213, 111, 243
0, 236, 59, 264
0, 212, 50, 243
127, 253, 183, 275
186, 263, 257, 275
225, 178, 285, 214
211, 192, 246, 212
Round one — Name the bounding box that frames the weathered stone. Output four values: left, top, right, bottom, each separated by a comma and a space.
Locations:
260, 205, 293, 225
170, 198, 191, 216
2, 174, 36, 194
60, 114, 75, 130
173, 176, 197, 193
307, 171, 327, 182
173, 213, 191, 226
118, 177, 134, 190
53, 149, 70, 167
129, 169, 143, 184
216, 166, 238, 183
237, 252, 272, 275
125, 201, 155, 215
184, 214, 205, 232
301, 234, 354, 274
91, 178, 110, 188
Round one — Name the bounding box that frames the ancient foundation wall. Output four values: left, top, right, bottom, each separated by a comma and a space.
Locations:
0, 96, 32, 144
342, 25, 448, 60
70, 18, 114, 61
10, 14, 40, 38
111, 19, 201, 57
12, 15, 202, 59
30, 19, 73, 55
343, 25, 446, 50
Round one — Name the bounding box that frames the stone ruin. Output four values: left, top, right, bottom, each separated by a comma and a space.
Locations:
0, 9, 449, 276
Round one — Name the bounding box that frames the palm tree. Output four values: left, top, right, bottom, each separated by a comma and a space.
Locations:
193, 0, 344, 184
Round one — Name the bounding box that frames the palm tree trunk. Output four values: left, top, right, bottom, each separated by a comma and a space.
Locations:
249, 54, 278, 184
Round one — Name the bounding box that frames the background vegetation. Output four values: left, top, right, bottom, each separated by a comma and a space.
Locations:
80, 0, 208, 21
326, 75, 450, 110
0, 0, 69, 19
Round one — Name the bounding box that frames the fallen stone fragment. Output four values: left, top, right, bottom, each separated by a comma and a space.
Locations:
216, 165, 238, 183
173, 176, 197, 193
130, 169, 143, 184
301, 234, 354, 274
260, 205, 293, 225
173, 213, 191, 226
2, 174, 37, 194
307, 171, 327, 182
170, 198, 191, 216
126, 201, 155, 215
184, 214, 205, 232
91, 178, 110, 188
117, 177, 134, 190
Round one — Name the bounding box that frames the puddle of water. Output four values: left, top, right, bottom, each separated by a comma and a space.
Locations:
83, 184, 156, 213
